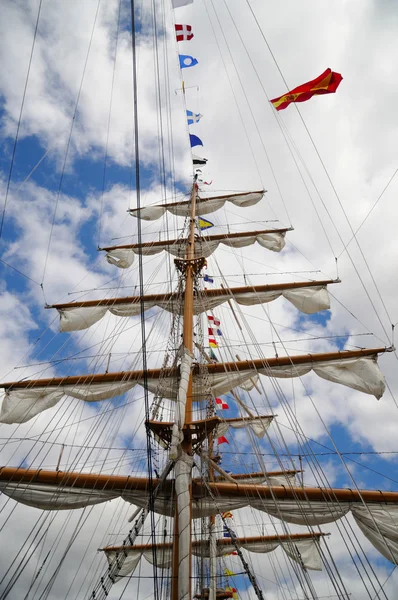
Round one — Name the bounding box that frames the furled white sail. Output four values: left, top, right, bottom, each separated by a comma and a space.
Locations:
0, 354, 385, 423
105, 231, 286, 269
0, 481, 120, 509
217, 472, 298, 486
170, 348, 193, 459
56, 284, 330, 332
129, 191, 264, 221
1, 478, 397, 564
256, 499, 398, 564
0, 381, 138, 424
111, 495, 398, 565
104, 536, 322, 579
216, 416, 273, 439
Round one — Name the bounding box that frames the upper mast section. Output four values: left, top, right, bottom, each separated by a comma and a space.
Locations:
171, 176, 202, 600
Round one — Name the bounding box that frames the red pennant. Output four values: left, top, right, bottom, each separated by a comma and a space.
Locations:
217, 436, 229, 444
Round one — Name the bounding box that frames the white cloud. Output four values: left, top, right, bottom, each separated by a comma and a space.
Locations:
1, 0, 398, 597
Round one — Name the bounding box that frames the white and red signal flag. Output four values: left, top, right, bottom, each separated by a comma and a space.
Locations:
215, 398, 229, 409
208, 315, 221, 327
175, 24, 194, 42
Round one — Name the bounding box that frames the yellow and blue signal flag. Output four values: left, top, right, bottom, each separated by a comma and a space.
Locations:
198, 217, 214, 231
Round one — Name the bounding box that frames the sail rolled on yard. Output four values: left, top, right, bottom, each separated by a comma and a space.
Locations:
1, 468, 398, 564
103, 534, 324, 578
215, 470, 300, 486
215, 416, 273, 439
102, 228, 289, 269
128, 191, 265, 221
0, 348, 388, 423
50, 280, 336, 333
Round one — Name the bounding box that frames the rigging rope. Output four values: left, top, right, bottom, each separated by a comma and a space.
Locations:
40, 0, 101, 287
0, 0, 43, 240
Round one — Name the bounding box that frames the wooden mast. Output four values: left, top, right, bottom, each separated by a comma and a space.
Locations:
171, 180, 197, 600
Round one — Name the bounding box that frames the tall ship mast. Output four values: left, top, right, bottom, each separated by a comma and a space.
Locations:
0, 1, 397, 599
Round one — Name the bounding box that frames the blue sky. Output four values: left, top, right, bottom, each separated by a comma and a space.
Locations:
1, 0, 398, 597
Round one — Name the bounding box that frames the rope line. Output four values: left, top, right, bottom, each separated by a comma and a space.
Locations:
0, 0, 43, 239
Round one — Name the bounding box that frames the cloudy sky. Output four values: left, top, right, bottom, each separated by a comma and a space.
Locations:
1, 0, 398, 598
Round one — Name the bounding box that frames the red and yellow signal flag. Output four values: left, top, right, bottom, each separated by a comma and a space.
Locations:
270, 68, 343, 111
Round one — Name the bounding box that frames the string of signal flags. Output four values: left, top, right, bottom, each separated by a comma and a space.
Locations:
173, 0, 343, 111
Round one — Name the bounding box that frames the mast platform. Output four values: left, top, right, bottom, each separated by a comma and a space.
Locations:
147, 417, 220, 449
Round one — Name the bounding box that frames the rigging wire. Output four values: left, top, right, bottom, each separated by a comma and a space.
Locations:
97, 0, 123, 249
205, 247, 388, 596
217, 0, 294, 229
129, 2, 158, 599
201, 0, 265, 195
244, 0, 393, 344
337, 165, 398, 259
0, 257, 42, 286
40, 0, 101, 287
0, 0, 43, 240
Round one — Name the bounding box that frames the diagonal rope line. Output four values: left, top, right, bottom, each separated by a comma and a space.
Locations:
245, 0, 393, 344
338, 166, 398, 259
41, 0, 101, 286
0, 0, 43, 239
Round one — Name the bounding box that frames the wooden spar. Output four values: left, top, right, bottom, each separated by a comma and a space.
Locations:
203, 481, 398, 503
147, 414, 274, 428
171, 182, 197, 600
0, 367, 169, 389
2, 465, 398, 503
99, 227, 292, 252
128, 189, 265, 214
214, 470, 301, 481
0, 466, 298, 486
47, 279, 338, 310
0, 466, 161, 491
1, 347, 390, 389
217, 415, 274, 425
198, 347, 391, 375
102, 532, 327, 552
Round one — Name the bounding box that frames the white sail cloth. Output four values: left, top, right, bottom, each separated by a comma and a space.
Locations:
129, 192, 263, 221
0, 481, 120, 509
216, 416, 273, 439
105, 231, 286, 269
0, 354, 385, 424
1, 480, 397, 564
257, 500, 398, 564
169, 349, 193, 459
104, 536, 322, 580
57, 285, 330, 332
221, 472, 297, 486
